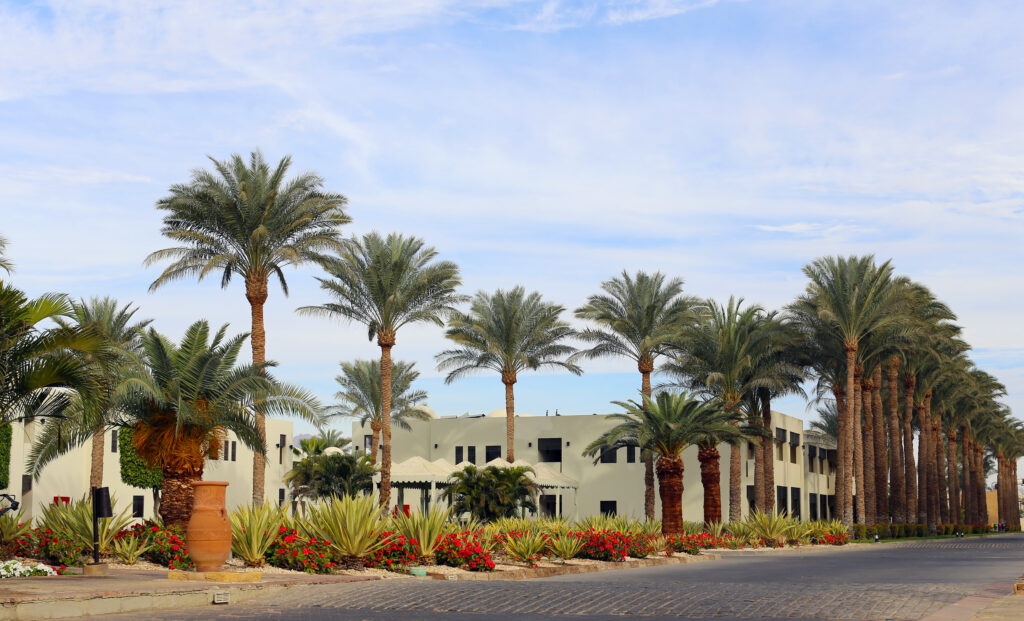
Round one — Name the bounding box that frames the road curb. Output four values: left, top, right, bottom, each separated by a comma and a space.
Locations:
426, 553, 721, 581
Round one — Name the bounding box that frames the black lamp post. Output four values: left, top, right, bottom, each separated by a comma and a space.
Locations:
89, 486, 113, 569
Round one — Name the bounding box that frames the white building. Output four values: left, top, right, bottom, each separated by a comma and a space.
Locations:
1, 418, 294, 521
354, 407, 837, 521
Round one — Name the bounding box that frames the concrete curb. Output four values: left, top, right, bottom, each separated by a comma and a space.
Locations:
426, 553, 721, 581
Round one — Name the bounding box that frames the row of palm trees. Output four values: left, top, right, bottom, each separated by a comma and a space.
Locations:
3, 149, 1018, 534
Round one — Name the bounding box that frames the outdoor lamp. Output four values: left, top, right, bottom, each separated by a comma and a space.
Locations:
873, 533, 879, 543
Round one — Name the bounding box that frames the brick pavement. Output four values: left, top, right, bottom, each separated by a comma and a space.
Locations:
99, 535, 1024, 621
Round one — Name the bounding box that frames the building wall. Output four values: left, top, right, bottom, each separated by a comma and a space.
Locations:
1, 418, 294, 522
355, 410, 833, 522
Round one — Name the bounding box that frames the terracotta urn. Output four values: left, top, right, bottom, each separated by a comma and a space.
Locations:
186, 481, 231, 572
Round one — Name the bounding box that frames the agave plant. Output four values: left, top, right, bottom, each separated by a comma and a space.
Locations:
230, 503, 286, 567
536, 517, 571, 537
0, 511, 30, 559
725, 521, 753, 545
113, 533, 154, 565
574, 514, 616, 531
648, 534, 669, 556
490, 516, 532, 536
549, 534, 584, 563
307, 495, 392, 568
392, 505, 450, 564
744, 509, 795, 547
704, 521, 726, 537
635, 520, 663, 537
502, 531, 549, 566
40, 495, 133, 556
682, 521, 705, 535
281, 510, 315, 539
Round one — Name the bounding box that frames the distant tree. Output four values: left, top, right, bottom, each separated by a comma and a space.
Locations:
444, 465, 539, 521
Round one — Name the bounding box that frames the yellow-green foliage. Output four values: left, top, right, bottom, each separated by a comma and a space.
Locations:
307, 495, 391, 559
682, 521, 704, 535
742, 509, 796, 546
502, 530, 549, 564
230, 503, 286, 567
113, 533, 154, 565
549, 534, 584, 562
704, 521, 725, 537
392, 506, 450, 560
39, 495, 132, 556
536, 517, 571, 537
726, 521, 753, 544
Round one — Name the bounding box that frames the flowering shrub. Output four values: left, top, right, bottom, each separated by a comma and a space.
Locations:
435, 532, 495, 571
664, 534, 700, 555
126, 522, 193, 570
624, 535, 656, 559
266, 526, 336, 574
576, 529, 629, 562
816, 533, 849, 545
0, 559, 57, 578
363, 532, 417, 571
31, 528, 82, 567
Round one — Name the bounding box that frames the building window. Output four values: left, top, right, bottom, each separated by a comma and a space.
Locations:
485, 445, 501, 462
599, 448, 617, 464
599, 500, 617, 515
278, 488, 286, 506
111, 430, 118, 453
537, 438, 562, 462
231, 441, 237, 462
455, 446, 464, 463
132, 495, 144, 518
776, 441, 784, 461
747, 442, 755, 459
776, 485, 788, 515
808, 457, 815, 474
224, 440, 230, 461
626, 446, 636, 463
791, 487, 801, 519
364, 435, 373, 454
467, 446, 476, 464
279, 434, 287, 465
790, 444, 798, 464
809, 493, 818, 520
822, 495, 831, 519
21, 475, 31, 495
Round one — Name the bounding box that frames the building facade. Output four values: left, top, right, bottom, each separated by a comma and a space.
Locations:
354, 407, 836, 521
1, 418, 294, 521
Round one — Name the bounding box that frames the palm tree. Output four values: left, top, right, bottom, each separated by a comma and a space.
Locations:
444, 465, 540, 521
146, 150, 349, 504
573, 270, 699, 521
33, 321, 322, 526
286, 451, 375, 502
585, 392, 742, 533
292, 430, 351, 458
0, 283, 99, 425
437, 287, 580, 462
0, 234, 13, 276
54, 298, 151, 488
789, 256, 907, 527
811, 401, 840, 441
333, 359, 429, 464
664, 297, 777, 522
298, 232, 464, 508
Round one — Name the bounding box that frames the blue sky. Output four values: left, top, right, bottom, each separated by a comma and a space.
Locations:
2, 0, 1023, 436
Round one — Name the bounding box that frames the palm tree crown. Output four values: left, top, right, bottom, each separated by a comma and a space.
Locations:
436, 286, 580, 461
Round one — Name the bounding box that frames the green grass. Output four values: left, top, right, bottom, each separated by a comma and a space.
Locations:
851, 532, 1001, 544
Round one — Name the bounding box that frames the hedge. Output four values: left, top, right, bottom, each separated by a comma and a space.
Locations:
118, 427, 162, 490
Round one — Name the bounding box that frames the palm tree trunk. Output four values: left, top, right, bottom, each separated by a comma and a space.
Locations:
640, 367, 655, 522
861, 379, 876, 525
159, 470, 196, 529
841, 346, 857, 526
934, 419, 949, 525
728, 440, 742, 523
853, 368, 865, 524
947, 431, 960, 525
698, 445, 722, 524
976, 444, 988, 525
996, 455, 1005, 524
962, 432, 973, 524
903, 375, 918, 524
378, 331, 396, 509
761, 394, 776, 513
246, 277, 269, 506
887, 360, 906, 523
369, 421, 381, 465
656, 455, 684, 534
916, 403, 928, 525
504, 378, 515, 462
753, 391, 766, 513
89, 429, 104, 489
872, 366, 887, 523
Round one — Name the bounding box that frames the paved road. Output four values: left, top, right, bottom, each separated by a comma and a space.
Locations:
108, 535, 1024, 621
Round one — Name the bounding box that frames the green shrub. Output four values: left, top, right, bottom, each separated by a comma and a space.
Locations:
0, 424, 11, 489
39, 495, 132, 556
230, 503, 286, 567
392, 505, 450, 563
112, 532, 153, 565
892, 523, 905, 538
0, 511, 30, 560
852, 524, 867, 540
875, 523, 891, 539
549, 534, 584, 563
502, 531, 549, 566
307, 495, 391, 568
746, 510, 796, 547
682, 521, 704, 535
704, 521, 725, 537
118, 427, 162, 490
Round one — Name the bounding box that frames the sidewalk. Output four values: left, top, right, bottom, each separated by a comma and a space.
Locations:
0, 568, 378, 620
968, 589, 1024, 621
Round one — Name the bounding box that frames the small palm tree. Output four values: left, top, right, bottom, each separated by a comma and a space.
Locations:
34, 321, 323, 527
436, 287, 580, 462
298, 232, 464, 507
54, 297, 151, 488
286, 452, 375, 502
0, 234, 13, 276
585, 392, 740, 534
146, 150, 349, 504
333, 359, 429, 464
810, 401, 840, 441
292, 430, 351, 458
573, 270, 699, 521
444, 465, 539, 521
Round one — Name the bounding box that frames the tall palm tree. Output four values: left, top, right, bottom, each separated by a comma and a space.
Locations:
31, 321, 322, 526
437, 287, 580, 462
573, 270, 699, 521
664, 297, 776, 522
584, 392, 741, 534
333, 359, 429, 464
298, 232, 464, 508
0, 283, 100, 425
54, 297, 151, 488
789, 256, 907, 526
810, 400, 840, 441
146, 150, 349, 504
0, 234, 13, 276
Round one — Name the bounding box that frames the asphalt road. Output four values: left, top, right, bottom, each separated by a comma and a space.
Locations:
106, 534, 1024, 621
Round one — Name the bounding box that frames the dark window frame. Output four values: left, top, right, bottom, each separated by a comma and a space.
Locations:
132, 495, 144, 518
599, 500, 617, 515
626, 446, 636, 463
467, 446, 476, 464
485, 445, 501, 462
537, 438, 562, 463
599, 447, 617, 464
455, 446, 464, 463
111, 429, 118, 453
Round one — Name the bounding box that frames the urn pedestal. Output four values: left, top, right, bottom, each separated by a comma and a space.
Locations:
186, 481, 231, 572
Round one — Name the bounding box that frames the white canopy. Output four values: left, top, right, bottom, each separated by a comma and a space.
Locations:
377, 456, 578, 488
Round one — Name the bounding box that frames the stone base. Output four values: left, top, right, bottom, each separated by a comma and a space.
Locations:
83, 563, 109, 576
167, 570, 262, 583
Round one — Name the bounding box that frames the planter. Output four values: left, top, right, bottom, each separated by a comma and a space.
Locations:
186, 481, 231, 572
